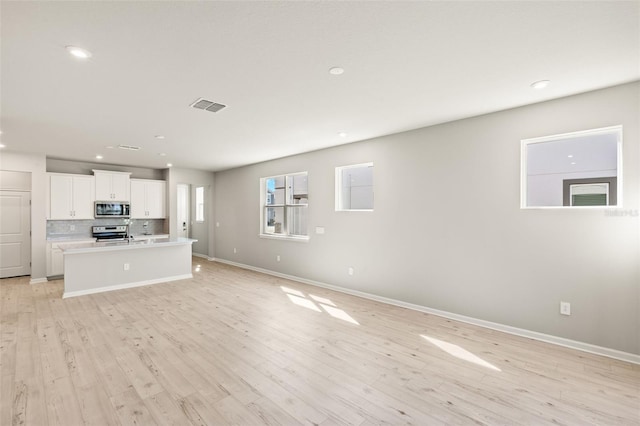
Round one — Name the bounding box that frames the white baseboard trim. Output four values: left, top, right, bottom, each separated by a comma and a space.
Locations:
194, 253, 216, 262
212, 258, 640, 365
29, 277, 48, 285
62, 274, 193, 299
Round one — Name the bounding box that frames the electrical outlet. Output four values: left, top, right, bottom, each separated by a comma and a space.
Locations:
233, 248, 237, 254
276, 255, 281, 262
560, 301, 571, 316
69, 224, 75, 231
315, 226, 325, 234
216, 222, 220, 227
348, 267, 354, 276
123, 263, 130, 271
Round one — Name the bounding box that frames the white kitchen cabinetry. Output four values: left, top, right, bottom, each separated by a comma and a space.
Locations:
130, 179, 166, 218
93, 170, 131, 201
47, 243, 64, 277
47, 239, 95, 277
48, 173, 95, 219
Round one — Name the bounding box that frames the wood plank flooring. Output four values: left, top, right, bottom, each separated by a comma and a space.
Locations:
1, 259, 638, 425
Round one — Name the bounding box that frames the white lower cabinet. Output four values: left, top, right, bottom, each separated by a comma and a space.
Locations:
47, 244, 64, 277
47, 239, 95, 278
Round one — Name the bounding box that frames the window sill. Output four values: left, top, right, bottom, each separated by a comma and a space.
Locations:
259, 234, 310, 243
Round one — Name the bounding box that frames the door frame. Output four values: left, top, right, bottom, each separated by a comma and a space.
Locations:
177, 183, 190, 238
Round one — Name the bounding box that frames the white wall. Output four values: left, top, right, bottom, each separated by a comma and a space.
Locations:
213, 82, 640, 355
0, 151, 47, 281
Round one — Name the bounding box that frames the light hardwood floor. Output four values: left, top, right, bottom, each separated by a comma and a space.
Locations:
1, 259, 638, 425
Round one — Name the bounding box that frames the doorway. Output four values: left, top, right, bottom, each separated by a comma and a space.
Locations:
0, 190, 31, 278
177, 184, 190, 238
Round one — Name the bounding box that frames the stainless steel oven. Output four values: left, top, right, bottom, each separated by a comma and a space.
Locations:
92, 225, 129, 241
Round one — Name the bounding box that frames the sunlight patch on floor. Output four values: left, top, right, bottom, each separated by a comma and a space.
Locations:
282, 287, 359, 325
280, 286, 305, 297
319, 304, 359, 325
421, 335, 501, 371
310, 294, 336, 306
286, 293, 322, 312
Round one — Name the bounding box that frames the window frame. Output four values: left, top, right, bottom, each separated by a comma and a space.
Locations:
335, 162, 374, 212
260, 171, 309, 242
520, 125, 623, 209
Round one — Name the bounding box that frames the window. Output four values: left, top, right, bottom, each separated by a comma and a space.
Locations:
261, 172, 308, 239
195, 186, 204, 222
335, 163, 374, 211
521, 126, 622, 208
564, 177, 617, 206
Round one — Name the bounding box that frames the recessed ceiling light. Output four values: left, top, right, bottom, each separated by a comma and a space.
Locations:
95, 155, 103, 160
338, 132, 347, 138
155, 135, 165, 140
0, 144, 5, 149
567, 154, 573, 158
571, 162, 576, 165
166, 163, 173, 167
158, 152, 167, 157
66, 46, 92, 59
530, 80, 550, 90
329, 67, 344, 75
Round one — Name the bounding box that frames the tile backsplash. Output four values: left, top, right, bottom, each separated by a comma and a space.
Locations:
47, 219, 166, 239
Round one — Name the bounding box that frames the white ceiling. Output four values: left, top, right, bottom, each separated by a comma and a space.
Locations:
1, 1, 638, 172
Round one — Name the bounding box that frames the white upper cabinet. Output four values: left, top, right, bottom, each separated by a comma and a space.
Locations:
93, 170, 131, 201
48, 173, 95, 219
130, 180, 146, 218
130, 179, 166, 219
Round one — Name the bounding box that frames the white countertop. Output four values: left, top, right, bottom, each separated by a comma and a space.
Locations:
47, 236, 97, 242
47, 233, 169, 242
59, 237, 197, 254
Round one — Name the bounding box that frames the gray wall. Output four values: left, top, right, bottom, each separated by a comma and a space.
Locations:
47, 158, 164, 180
167, 167, 215, 257
213, 82, 640, 355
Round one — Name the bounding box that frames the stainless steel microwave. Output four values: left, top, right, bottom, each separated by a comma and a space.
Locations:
95, 201, 130, 218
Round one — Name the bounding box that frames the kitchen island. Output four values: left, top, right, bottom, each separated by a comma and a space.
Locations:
59, 237, 197, 298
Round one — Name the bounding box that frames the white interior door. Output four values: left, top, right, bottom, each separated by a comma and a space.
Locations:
0, 191, 31, 278
177, 184, 190, 238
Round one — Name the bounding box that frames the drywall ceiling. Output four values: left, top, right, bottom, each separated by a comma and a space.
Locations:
1, 1, 638, 171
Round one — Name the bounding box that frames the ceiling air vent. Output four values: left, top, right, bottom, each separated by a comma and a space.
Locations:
190, 98, 227, 113
118, 144, 141, 151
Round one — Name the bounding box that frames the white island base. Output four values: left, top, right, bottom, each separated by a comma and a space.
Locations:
60, 238, 197, 298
